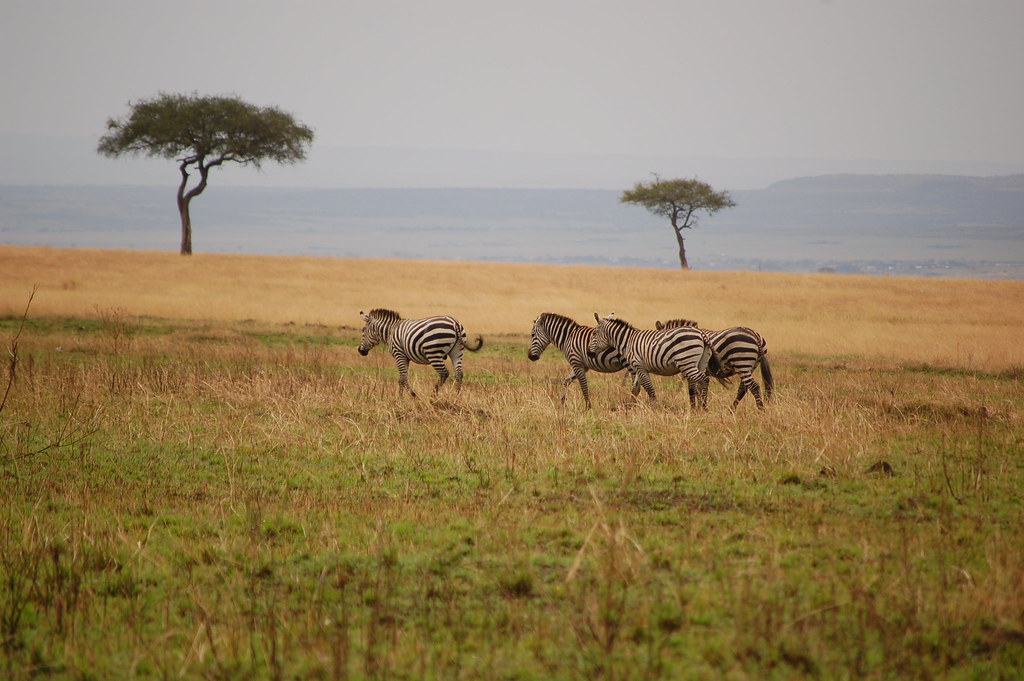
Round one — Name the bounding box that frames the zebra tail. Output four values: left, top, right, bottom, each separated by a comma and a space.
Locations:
697, 344, 712, 376
760, 352, 774, 401
707, 348, 733, 387
465, 335, 484, 352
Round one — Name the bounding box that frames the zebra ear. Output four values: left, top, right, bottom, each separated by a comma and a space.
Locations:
359, 310, 369, 322
594, 312, 601, 323
604, 312, 616, 320
656, 320, 664, 330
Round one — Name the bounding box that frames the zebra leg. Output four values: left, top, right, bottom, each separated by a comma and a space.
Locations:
430, 358, 451, 394
450, 344, 465, 392
749, 380, 764, 409
572, 366, 592, 408
732, 380, 748, 409
394, 354, 417, 397
635, 369, 657, 401
733, 373, 764, 410
560, 372, 575, 404
687, 381, 697, 409
692, 373, 710, 410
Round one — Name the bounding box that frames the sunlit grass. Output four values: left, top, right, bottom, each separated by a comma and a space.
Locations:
3, 245, 1022, 367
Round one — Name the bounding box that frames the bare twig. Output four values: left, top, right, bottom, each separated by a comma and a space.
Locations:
0, 287, 37, 416
940, 437, 964, 504
2, 287, 99, 463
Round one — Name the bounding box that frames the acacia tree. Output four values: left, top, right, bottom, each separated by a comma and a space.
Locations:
98, 93, 314, 255
621, 175, 735, 270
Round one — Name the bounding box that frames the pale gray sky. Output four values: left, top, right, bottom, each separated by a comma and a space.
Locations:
2, 0, 1023, 188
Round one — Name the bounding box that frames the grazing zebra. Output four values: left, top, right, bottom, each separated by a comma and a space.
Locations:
657, 318, 774, 409
358, 309, 483, 397
527, 312, 629, 408
588, 314, 712, 409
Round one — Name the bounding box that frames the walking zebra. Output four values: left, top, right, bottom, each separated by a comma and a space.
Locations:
358, 309, 483, 397
656, 318, 774, 409
528, 312, 628, 408
588, 314, 712, 409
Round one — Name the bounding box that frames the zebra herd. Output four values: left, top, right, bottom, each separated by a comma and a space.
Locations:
357, 308, 773, 410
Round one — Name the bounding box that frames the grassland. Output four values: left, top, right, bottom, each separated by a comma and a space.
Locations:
2, 245, 1023, 680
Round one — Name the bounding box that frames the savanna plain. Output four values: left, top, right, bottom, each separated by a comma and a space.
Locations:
2, 245, 1023, 680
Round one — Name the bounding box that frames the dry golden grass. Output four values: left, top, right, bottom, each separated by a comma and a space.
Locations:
2, 244, 1022, 369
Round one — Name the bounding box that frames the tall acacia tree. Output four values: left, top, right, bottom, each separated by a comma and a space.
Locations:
621, 175, 735, 270
98, 93, 314, 255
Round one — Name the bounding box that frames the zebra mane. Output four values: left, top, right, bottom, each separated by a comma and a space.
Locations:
603, 316, 636, 331
538, 312, 581, 327
367, 308, 402, 322
656, 318, 699, 330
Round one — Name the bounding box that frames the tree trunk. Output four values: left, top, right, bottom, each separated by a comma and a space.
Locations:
176, 159, 211, 256
177, 196, 193, 255
670, 207, 691, 270
176, 163, 193, 255
674, 228, 689, 270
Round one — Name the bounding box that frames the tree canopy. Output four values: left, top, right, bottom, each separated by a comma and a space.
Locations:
621, 176, 735, 269
97, 93, 314, 254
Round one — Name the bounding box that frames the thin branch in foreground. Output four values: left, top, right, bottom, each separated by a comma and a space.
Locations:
0, 286, 37, 416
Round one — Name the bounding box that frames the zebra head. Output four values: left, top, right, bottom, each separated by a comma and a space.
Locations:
587, 313, 616, 359
527, 315, 552, 361
358, 308, 399, 356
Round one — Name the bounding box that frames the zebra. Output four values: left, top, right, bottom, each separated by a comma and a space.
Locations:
656, 318, 774, 409
588, 314, 712, 409
527, 312, 629, 408
358, 308, 483, 397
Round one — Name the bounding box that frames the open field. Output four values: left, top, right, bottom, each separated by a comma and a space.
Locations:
3, 245, 1023, 367
2, 245, 1024, 679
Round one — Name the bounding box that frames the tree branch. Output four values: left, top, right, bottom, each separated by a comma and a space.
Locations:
682, 207, 696, 230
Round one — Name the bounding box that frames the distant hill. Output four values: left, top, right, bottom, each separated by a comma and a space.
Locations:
1, 175, 1022, 278
711, 174, 1024, 276
751, 173, 1024, 231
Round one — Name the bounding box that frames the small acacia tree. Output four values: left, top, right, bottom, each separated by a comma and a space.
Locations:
621, 175, 735, 270
98, 93, 314, 255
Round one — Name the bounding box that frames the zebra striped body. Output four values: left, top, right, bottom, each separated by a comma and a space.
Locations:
528, 312, 627, 408
657, 318, 773, 409
358, 308, 483, 397
589, 314, 711, 409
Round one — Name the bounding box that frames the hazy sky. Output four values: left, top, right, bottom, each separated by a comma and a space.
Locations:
3, 0, 1023, 188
